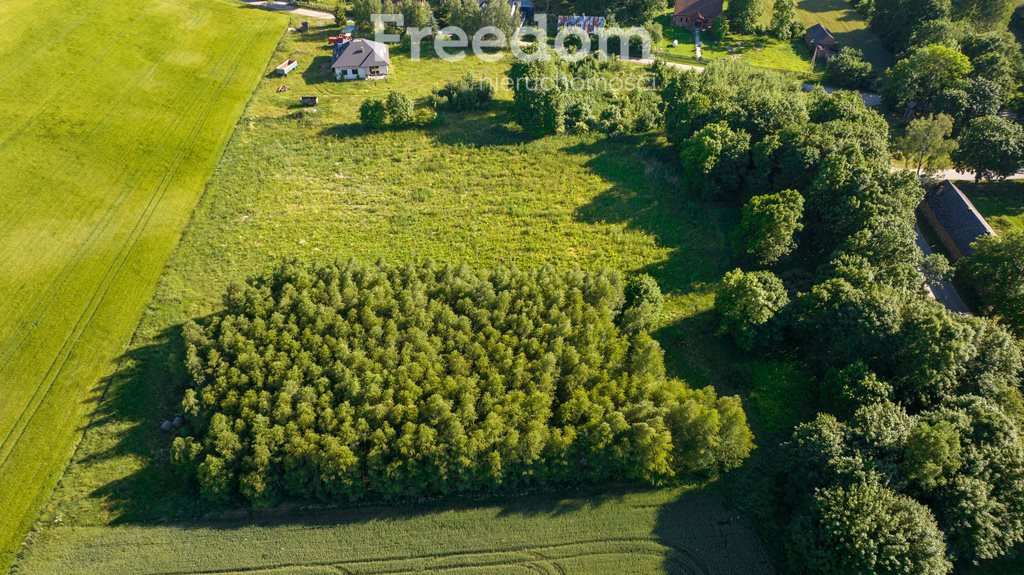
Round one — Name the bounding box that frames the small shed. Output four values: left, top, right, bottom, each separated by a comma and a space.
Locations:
919, 180, 996, 260
300, 96, 319, 107
805, 23, 838, 60
275, 59, 299, 76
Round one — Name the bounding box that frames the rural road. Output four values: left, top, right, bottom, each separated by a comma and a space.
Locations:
241, 0, 334, 20
915, 224, 971, 314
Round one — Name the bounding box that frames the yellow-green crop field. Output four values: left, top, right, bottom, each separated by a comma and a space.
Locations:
0, 0, 284, 569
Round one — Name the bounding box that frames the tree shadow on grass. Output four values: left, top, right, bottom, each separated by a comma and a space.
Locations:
566, 135, 739, 296
425, 104, 534, 148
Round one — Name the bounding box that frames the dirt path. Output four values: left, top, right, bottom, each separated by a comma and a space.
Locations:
241, 0, 334, 21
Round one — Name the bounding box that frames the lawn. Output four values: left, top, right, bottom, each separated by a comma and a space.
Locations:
775, 0, 892, 73
956, 180, 1024, 234
0, 0, 285, 569
11, 20, 806, 575
655, 13, 816, 76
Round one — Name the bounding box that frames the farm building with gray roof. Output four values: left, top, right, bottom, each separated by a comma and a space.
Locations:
919, 180, 996, 259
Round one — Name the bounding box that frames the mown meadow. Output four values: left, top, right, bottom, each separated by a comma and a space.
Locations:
12, 20, 813, 575
0, 0, 284, 569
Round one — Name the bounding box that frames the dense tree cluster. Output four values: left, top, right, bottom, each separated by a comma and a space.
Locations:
172, 261, 753, 505
660, 59, 1024, 572
508, 53, 662, 136
960, 232, 1024, 336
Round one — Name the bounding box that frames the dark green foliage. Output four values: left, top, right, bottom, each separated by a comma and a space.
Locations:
951, 0, 1018, 30
172, 261, 753, 504
385, 91, 415, 127
680, 121, 751, 199
821, 362, 893, 416
441, 0, 514, 37
508, 56, 568, 135
359, 98, 388, 129
952, 115, 1024, 181
619, 273, 664, 334
960, 232, 1024, 335
662, 61, 808, 146
735, 189, 805, 265
823, 48, 876, 91
430, 74, 494, 112
398, 0, 431, 29
882, 45, 972, 114
350, 0, 384, 37
768, 0, 800, 40
923, 396, 1024, 563
787, 481, 952, 575
870, 0, 951, 52
711, 16, 729, 42
716, 268, 789, 350
599, 88, 663, 135
904, 421, 962, 491
727, 0, 763, 33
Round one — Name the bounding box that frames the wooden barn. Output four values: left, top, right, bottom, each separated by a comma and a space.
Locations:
805, 23, 838, 61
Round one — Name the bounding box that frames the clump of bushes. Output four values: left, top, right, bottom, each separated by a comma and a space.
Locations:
429, 74, 494, 112
359, 90, 426, 129
172, 260, 753, 505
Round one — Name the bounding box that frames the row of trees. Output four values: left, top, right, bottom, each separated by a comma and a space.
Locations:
173, 261, 753, 505
659, 59, 1024, 573
359, 76, 493, 130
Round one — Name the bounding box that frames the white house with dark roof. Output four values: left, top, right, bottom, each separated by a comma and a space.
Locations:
331, 38, 390, 81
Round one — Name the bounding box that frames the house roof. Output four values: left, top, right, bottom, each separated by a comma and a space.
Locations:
673, 0, 723, 20
331, 38, 389, 69
923, 180, 996, 257
805, 23, 837, 45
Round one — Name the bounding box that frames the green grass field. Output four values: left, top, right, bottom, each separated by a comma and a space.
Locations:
655, 13, 816, 76
12, 21, 797, 575
956, 180, 1024, 234
0, 0, 285, 570
792, 0, 891, 72
762, 0, 892, 73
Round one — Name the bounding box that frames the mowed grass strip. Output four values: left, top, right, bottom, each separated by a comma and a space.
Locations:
0, 0, 284, 569
14, 24, 783, 575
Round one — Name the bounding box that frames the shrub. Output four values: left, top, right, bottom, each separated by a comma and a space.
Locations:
359, 98, 388, 129
430, 74, 494, 112
823, 47, 876, 91
619, 273, 664, 334
172, 261, 753, 504
385, 91, 415, 127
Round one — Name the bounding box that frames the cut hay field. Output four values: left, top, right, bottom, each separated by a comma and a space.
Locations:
0, 0, 284, 570
13, 21, 801, 575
